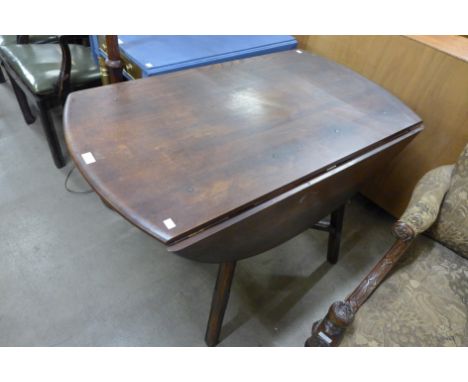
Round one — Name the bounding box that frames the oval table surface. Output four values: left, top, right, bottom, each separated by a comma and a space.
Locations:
64, 50, 422, 246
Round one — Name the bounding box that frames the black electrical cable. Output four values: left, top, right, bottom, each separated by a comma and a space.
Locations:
64, 166, 93, 194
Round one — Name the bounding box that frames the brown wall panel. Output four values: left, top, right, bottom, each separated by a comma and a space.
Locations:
295, 35, 468, 217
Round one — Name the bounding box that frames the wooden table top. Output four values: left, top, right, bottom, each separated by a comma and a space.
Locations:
64, 50, 422, 245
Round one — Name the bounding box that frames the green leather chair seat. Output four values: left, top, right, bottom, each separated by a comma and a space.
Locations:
0, 35, 58, 46
0, 35, 17, 45
0, 44, 100, 95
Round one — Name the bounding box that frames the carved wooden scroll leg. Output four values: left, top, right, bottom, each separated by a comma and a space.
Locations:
306, 221, 415, 347
205, 261, 237, 347
327, 204, 346, 264
305, 301, 354, 347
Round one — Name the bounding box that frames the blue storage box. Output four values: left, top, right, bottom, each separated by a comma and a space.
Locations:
91, 35, 297, 79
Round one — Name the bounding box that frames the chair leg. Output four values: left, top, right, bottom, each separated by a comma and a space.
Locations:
205, 261, 237, 347
7, 73, 36, 124
37, 100, 66, 168
327, 203, 346, 264
0, 65, 6, 84
306, 222, 414, 347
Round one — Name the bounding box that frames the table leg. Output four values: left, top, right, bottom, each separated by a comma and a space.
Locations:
205, 261, 237, 347
326, 204, 345, 264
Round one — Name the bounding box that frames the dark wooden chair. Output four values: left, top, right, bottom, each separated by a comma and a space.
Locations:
0, 35, 59, 83
0, 35, 101, 168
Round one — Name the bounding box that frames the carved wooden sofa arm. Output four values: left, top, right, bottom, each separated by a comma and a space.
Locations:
305, 164, 454, 347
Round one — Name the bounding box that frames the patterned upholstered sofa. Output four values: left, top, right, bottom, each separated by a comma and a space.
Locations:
306, 143, 468, 346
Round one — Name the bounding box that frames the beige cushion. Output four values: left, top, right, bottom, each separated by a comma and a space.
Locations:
429, 144, 468, 258
399, 165, 453, 236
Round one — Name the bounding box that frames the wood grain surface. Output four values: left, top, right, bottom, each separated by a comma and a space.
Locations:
295, 35, 468, 217
407, 35, 468, 62
168, 129, 421, 262
64, 50, 421, 244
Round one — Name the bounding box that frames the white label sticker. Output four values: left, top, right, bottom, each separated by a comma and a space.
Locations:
318, 331, 332, 344
81, 152, 96, 165
145, 62, 153, 68
296, 49, 303, 54
118, 38, 123, 44
163, 218, 176, 230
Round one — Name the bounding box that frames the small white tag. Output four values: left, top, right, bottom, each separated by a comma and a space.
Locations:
318, 331, 332, 344
163, 218, 176, 230
145, 62, 153, 68
296, 49, 303, 54
81, 152, 96, 165
118, 38, 123, 44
